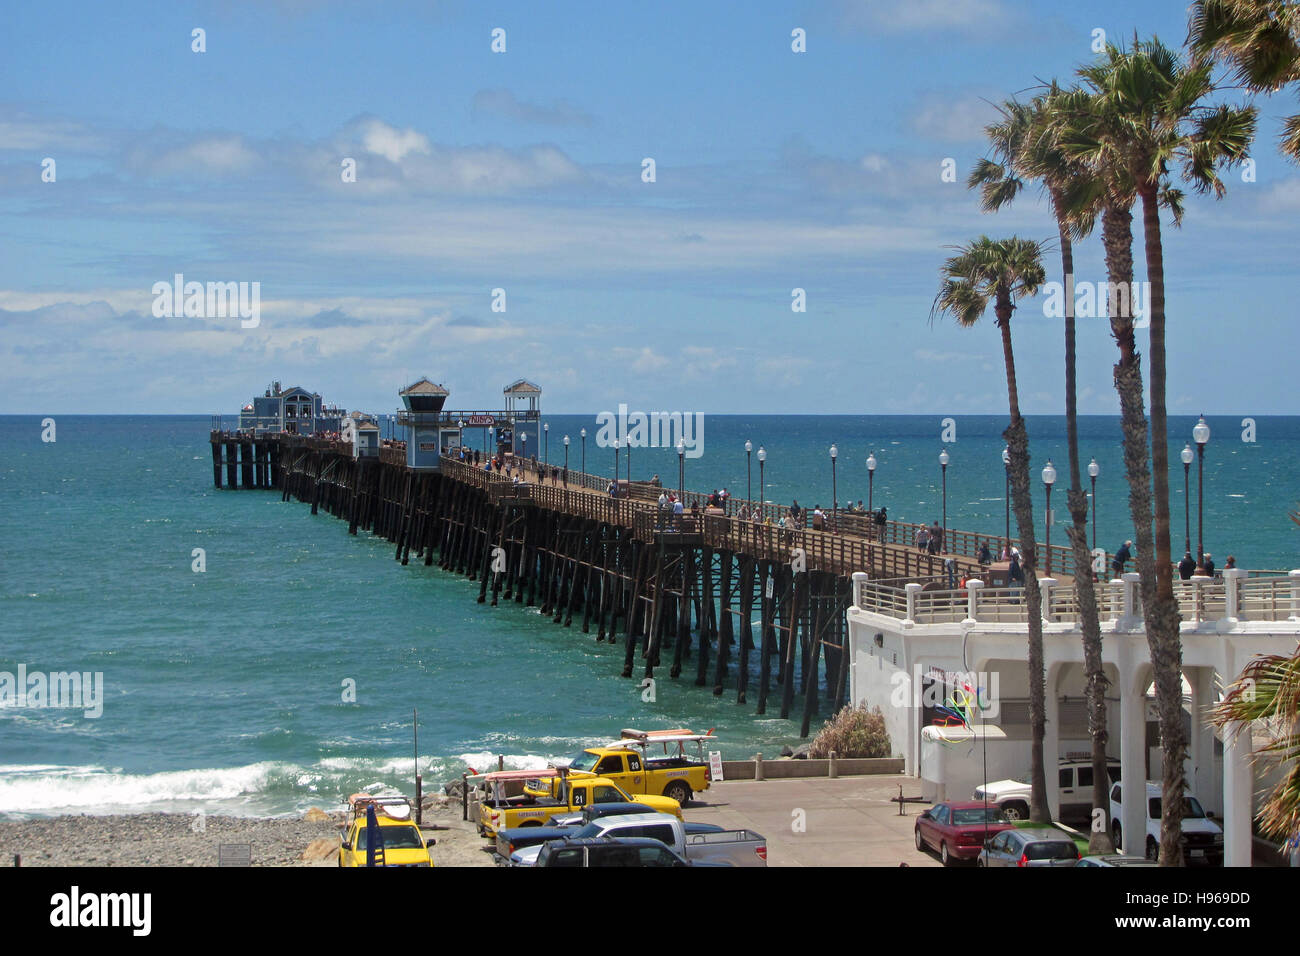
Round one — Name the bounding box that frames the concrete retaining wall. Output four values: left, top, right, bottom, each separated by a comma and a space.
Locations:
719, 757, 904, 780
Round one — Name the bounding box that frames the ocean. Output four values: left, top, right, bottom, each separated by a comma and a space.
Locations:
1, 413, 1294, 818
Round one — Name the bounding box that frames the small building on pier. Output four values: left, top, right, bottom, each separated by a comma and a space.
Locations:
238, 381, 344, 435
399, 378, 452, 470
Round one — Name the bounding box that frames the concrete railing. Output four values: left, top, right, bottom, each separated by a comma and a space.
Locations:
852, 567, 1300, 627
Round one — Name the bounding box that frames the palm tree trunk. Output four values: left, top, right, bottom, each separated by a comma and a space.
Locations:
1053, 194, 1114, 854
1139, 181, 1187, 866
996, 289, 1049, 824
1103, 198, 1169, 855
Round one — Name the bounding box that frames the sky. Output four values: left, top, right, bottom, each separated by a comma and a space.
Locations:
3, 0, 1298, 416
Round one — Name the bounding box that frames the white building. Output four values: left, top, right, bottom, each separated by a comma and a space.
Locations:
847, 568, 1300, 866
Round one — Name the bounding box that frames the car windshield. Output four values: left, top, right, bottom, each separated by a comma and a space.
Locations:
1024, 840, 1078, 860
1148, 796, 1206, 819
952, 808, 1006, 826
355, 825, 425, 851
572, 823, 605, 839
567, 751, 600, 772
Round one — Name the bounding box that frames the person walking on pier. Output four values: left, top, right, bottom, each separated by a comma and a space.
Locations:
916, 525, 930, 552
672, 494, 684, 530
928, 520, 943, 555
978, 540, 992, 566
657, 491, 669, 530
874, 506, 887, 541
1201, 553, 1216, 578
1178, 551, 1196, 580
1112, 540, 1132, 577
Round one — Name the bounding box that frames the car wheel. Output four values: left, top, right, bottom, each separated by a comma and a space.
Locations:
977, 855, 986, 868
1002, 801, 1028, 822
915, 827, 925, 851
1145, 837, 1159, 862
664, 781, 691, 806
940, 842, 952, 867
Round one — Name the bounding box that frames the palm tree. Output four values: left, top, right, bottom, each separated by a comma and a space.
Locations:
932, 236, 1051, 823
1063, 37, 1256, 864
970, 89, 1113, 851
1189, 0, 1300, 159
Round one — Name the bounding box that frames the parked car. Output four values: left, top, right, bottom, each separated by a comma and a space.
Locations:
550, 729, 716, 806
533, 836, 708, 867
1109, 781, 1223, 865
509, 812, 766, 867
477, 771, 681, 837
975, 757, 1121, 822
496, 812, 722, 862
914, 802, 1015, 866
1076, 854, 1157, 867
977, 827, 1081, 867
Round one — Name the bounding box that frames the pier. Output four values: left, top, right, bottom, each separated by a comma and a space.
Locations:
212, 427, 1095, 738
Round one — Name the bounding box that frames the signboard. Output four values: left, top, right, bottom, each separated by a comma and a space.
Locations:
418, 442, 438, 452
708, 751, 724, 782
467, 414, 495, 426
218, 843, 252, 866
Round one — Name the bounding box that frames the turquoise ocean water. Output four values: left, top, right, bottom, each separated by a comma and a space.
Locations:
1, 413, 1295, 818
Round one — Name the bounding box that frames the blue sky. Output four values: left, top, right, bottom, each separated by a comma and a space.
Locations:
3, 0, 1298, 416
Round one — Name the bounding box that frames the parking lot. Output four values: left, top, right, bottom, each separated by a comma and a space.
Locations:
684, 773, 942, 867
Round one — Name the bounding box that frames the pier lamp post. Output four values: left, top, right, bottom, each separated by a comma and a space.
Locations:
520, 430, 527, 462
939, 448, 950, 549
626, 438, 631, 485
1042, 460, 1057, 576
829, 444, 838, 529
757, 446, 766, 512
1193, 416, 1210, 565
1088, 458, 1099, 551
614, 438, 621, 485
458, 419, 465, 451
563, 435, 570, 486
1180, 443, 1194, 557
543, 422, 549, 466
487, 426, 494, 456
745, 440, 753, 504
866, 452, 877, 516
1002, 447, 1011, 549
677, 439, 685, 498
580, 427, 586, 474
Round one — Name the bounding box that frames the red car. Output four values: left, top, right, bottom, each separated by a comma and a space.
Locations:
915, 801, 1014, 866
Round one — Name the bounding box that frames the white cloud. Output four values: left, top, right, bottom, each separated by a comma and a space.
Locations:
912, 93, 999, 142
357, 117, 430, 163
835, 0, 1008, 34
472, 89, 594, 127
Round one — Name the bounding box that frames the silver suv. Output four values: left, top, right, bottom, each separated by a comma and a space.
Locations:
978, 827, 1081, 867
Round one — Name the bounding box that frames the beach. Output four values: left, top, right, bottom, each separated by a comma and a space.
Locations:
0, 798, 494, 868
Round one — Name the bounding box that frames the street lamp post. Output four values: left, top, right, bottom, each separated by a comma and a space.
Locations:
939, 448, 950, 551
745, 440, 753, 505
1088, 458, 1099, 552
1193, 416, 1210, 565
626, 438, 631, 485
614, 439, 620, 487
487, 426, 494, 457
757, 446, 766, 514
563, 435, 570, 486
520, 430, 526, 462
543, 422, 549, 466
1180, 443, 1194, 556
580, 427, 586, 475
1002, 447, 1011, 550
677, 440, 685, 498
829, 444, 838, 529
866, 452, 877, 539
1042, 460, 1057, 576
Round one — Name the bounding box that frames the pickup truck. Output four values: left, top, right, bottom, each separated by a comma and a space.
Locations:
546, 730, 716, 806
1109, 781, 1223, 865
338, 795, 435, 867
478, 772, 682, 837
533, 836, 709, 868
496, 811, 723, 861
508, 812, 767, 867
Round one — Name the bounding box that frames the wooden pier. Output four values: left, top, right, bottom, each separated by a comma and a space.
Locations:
212, 431, 1087, 737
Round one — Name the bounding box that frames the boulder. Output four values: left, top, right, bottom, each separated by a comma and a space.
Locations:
301, 838, 338, 862
791, 744, 811, 760
303, 807, 330, 822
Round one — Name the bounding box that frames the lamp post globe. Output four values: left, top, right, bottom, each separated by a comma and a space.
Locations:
939, 448, 950, 547
580, 427, 586, 474
829, 444, 838, 526
757, 446, 766, 510
866, 452, 877, 520
1002, 446, 1011, 548
745, 440, 753, 504
1180, 443, 1194, 556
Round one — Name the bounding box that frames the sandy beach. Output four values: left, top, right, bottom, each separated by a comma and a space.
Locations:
0, 797, 496, 868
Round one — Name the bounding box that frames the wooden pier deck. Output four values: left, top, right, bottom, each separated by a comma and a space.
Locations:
211, 431, 1089, 737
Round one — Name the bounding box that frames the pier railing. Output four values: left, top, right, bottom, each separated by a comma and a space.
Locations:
852, 569, 1300, 627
